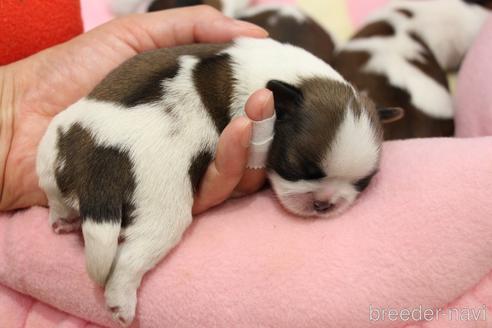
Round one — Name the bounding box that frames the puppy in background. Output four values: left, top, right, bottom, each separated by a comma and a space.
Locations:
37, 37, 398, 326
112, 0, 337, 64
332, 0, 491, 140
237, 4, 336, 64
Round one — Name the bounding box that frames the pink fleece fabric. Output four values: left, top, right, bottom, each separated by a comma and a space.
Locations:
81, 0, 113, 31
0, 284, 103, 328
1, 137, 492, 328
455, 16, 492, 137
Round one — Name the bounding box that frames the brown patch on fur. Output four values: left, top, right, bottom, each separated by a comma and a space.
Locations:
353, 20, 395, 39
299, 78, 354, 146
193, 53, 234, 133
88, 43, 229, 107
239, 9, 335, 64
331, 50, 454, 140
188, 150, 213, 193
55, 124, 136, 227
267, 78, 353, 181
407, 32, 449, 88
148, 0, 178, 11
395, 8, 414, 18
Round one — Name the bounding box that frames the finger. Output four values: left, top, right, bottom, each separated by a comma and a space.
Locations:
244, 89, 275, 121
192, 117, 252, 215
235, 89, 275, 195
102, 5, 268, 52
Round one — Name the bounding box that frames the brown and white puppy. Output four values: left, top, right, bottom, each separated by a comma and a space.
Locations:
237, 4, 336, 64
332, 0, 491, 140
36, 38, 395, 326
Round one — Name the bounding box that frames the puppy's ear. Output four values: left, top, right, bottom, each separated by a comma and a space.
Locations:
266, 80, 303, 120
378, 107, 404, 123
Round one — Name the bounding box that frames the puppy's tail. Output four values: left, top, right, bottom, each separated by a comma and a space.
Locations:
82, 218, 121, 286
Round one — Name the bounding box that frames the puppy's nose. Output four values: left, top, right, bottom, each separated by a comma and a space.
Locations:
313, 201, 334, 213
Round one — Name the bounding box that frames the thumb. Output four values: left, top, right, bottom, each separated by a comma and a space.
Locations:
19, 6, 267, 113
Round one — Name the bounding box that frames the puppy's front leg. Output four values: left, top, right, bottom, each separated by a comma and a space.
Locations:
104, 205, 192, 326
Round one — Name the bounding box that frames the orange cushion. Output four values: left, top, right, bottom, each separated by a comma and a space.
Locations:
0, 0, 83, 65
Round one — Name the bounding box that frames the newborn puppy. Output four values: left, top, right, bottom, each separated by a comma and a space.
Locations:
36, 38, 394, 325
237, 4, 336, 64
332, 0, 491, 140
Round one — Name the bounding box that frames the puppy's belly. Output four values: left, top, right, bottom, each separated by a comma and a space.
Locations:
40, 98, 219, 222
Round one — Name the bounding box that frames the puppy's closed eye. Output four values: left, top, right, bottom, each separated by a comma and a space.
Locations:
353, 171, 377, 192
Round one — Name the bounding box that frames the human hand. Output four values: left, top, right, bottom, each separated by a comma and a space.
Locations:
192, 89, 274, 215
0, 6, 269, 211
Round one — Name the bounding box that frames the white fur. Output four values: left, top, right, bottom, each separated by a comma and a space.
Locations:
36, 38, 380, 326
83, 221, 121, 286
269, 172, 320, 216
226, 38, 346, 116
325, 105, 380, 179
221, 0, 249, 17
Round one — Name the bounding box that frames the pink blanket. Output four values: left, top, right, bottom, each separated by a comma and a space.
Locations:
1, 137, 492, 328
0, 284, 103, 328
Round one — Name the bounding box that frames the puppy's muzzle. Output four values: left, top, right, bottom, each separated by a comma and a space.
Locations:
313, 200, 335, 213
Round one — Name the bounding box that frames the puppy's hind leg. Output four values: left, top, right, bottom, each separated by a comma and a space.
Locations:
39, 159, 80, 234
37, 118, 80, 234
105, 206, 192, 326
49, 199, 80, 234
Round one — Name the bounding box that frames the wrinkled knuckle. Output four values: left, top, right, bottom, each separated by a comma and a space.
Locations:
112, 14, 138, 31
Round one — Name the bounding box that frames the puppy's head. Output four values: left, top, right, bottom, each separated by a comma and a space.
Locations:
266, 78, 398, 217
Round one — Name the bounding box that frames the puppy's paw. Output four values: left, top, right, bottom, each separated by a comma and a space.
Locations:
105, 288, 137, 327
51, 218, 81, 234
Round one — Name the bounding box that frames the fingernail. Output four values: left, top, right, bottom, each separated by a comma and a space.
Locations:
231, 20, 269, 37
241, 120, 252, 148
260, 90, 274, 120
